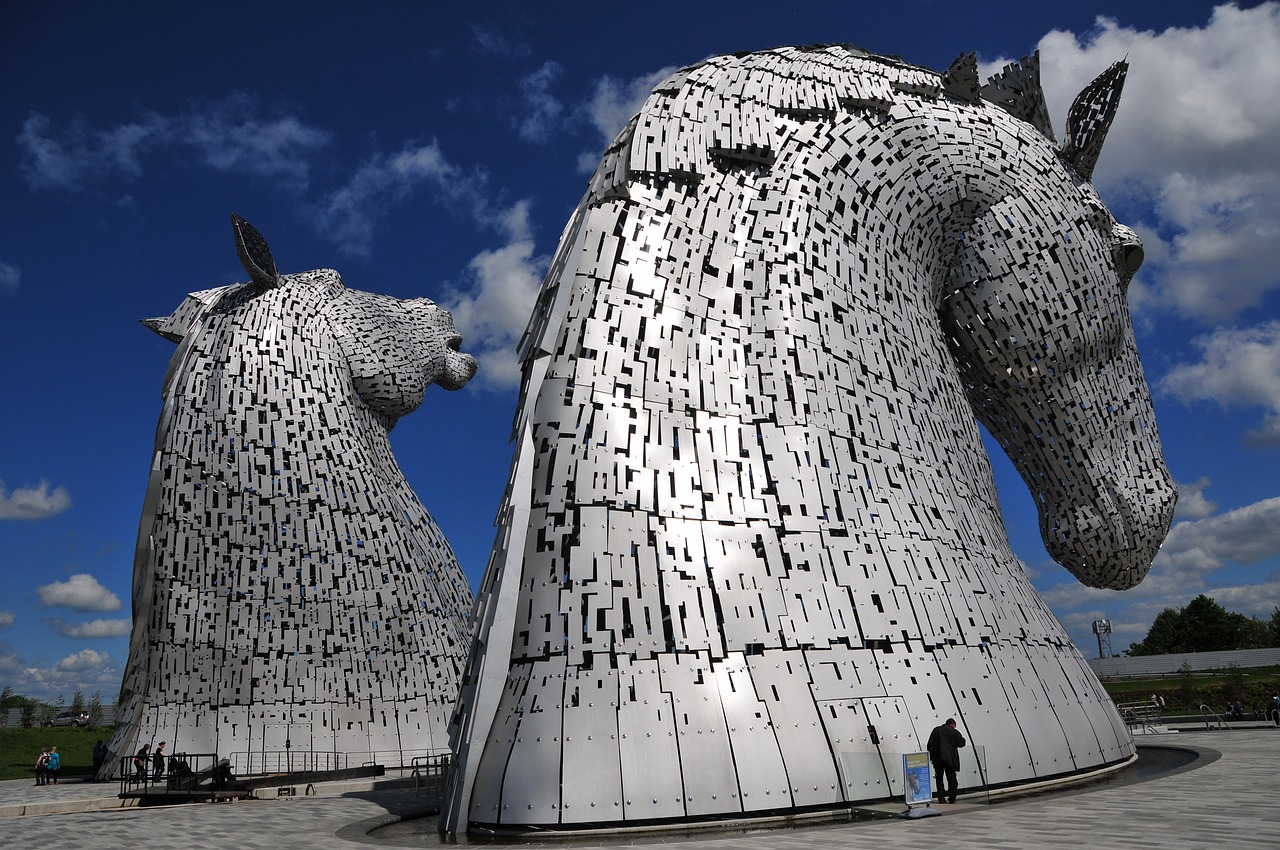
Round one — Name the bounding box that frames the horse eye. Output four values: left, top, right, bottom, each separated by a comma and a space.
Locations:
1114, 242, 1144, 275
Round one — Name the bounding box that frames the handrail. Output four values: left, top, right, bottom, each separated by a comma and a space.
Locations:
226, 749, 347, 776
410, 752, 450, 796
117, 752, 222, 797
1198, 704, 1230, 730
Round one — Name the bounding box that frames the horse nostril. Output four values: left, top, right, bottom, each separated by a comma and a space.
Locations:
1116, 242, 1144, 275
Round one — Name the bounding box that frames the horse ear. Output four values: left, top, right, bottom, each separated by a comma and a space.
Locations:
980, 51, 1057, 144
942, 53, 981, 104
231, 213, 281, 287
1061, 60, 1128, 181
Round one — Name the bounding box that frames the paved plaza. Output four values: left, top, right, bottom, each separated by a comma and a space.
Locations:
0, 727, 1275, 849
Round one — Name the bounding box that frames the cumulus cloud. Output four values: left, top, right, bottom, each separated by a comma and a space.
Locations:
18, 94, 330, 193
1158, 321, 1280, 445
0, 479, 71, 520
56, 648, 113, 672
0, 642, 120, 703
1038, 495, 1280, 649
0, 262, 19, 295
1199, 575, 1280, 618
515, 62, 565, 144
576, 65, 678, 172
440, 201, 548, 390
313, 140, 543, 380
1155, 496, 1280, 579
1014, 3, 1280, 323
36, 574, 122, 612
52, 618, 132, 639
1173, 476, 1219, 520
0, 611, 13, 628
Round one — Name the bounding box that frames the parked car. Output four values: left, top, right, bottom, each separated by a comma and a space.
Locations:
45, 711, 89, 727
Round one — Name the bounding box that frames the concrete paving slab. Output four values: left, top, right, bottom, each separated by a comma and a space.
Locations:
0, 728, 1273, 849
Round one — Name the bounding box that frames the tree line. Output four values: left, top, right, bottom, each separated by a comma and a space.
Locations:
1126, 595, 1280, 656
0, 685, 107, 728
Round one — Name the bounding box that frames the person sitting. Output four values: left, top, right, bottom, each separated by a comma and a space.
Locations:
211, 759, 235, 791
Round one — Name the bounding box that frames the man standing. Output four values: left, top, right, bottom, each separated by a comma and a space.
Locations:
34, 747, 50, 786
926, 718, 966, 804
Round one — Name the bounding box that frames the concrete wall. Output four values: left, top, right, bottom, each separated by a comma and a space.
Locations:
1088, 648, 1280, 679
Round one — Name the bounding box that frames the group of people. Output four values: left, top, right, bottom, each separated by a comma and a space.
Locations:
132, 741, 171, 779
33, 746, 61, 786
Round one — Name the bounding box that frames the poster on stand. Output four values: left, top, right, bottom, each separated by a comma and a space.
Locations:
904, 752, 933, 805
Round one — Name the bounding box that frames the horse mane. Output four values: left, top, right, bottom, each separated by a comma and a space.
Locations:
586, 45, 1075, 207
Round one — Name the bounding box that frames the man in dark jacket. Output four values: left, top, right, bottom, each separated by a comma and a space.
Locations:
926, 718, 966, 803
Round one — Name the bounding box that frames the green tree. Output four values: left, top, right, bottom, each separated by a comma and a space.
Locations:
70, 689, 86, 715
1235, 615, 1273, 649
0, 685, 13, 728
88, 691, 104, 728
1127, 595, 1275, 655
1269, 606, 1280, 646
1180, 595, 1236, 652
1127, 608, 1185, 655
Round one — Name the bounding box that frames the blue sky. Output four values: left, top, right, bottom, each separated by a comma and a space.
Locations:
1, 1, 1277, 702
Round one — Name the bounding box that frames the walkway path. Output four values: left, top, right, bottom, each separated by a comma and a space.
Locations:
0, 728, 1274, 848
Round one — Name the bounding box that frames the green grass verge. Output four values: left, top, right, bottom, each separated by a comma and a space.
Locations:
0, 727, 113, 782
1101, 669, 1280, 715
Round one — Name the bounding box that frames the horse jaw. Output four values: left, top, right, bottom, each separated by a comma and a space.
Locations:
436, 344, 479, 391
1039, 471, 1177, 590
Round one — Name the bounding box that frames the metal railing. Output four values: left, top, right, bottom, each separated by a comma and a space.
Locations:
1116, 701, 1163, 733
227, 749, 348, 776
410, 752, 450, 796
1198, 704, 1231, 731
117, 752, 223, 796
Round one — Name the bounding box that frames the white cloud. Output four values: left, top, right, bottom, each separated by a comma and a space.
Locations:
516, 62, 565, 144
0, 611, 13, 628
311, 140, 495, 256
56, 648, 113, 672
1199, 575, 1280, 618
577, 66, 678, 173
0, 642, 120, 703
53, 618, 132, 639
1039, 497, 1280, 643
36, 574, 122, 612
0, 262, 19, 295
313, 140, 544, 380
18, 94, 330, 192
179, 95, 330, 185
1173, 476, 1218, 520
1156, 497, 1280, 577
440, 201, 548, 390
985, 3, 1280, 323
0, 479, 71, 520
1158, 321, 1280, 445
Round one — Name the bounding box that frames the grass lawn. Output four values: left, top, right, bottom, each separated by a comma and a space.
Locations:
0, 727, 113, 782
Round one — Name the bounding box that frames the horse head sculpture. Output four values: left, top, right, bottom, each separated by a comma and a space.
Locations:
439, 45, 1175, 833
937, 59, 1175, 589
106, 216, 477, 778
